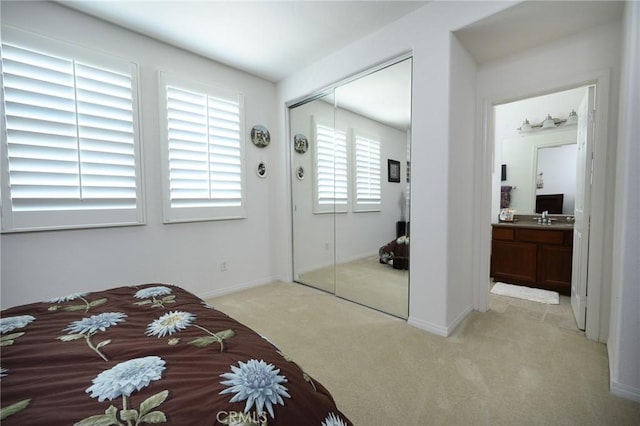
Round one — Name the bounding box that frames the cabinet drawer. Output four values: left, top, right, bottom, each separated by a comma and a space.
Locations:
492, 227, 514, 241
517, 229, 564, 244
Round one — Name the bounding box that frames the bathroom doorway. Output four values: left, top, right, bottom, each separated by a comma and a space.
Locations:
485, 75, 608, 340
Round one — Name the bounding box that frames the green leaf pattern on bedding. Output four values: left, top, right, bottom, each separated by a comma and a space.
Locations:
0, 399, 31, 421
146, 310, 235, 352
133, 286, 175, 309
48, 293, 108, 313
79, 356, 168, 426
59, 312, 128, 361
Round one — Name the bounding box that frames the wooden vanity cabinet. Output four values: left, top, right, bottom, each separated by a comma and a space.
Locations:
490, 225, 573, 295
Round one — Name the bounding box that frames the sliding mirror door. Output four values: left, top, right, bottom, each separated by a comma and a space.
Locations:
290, 92, 337, 293
334, 59, 412, 318
290, 57, 412, 319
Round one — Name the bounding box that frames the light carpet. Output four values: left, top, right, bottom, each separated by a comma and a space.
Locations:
491, 281, 559, 304
298, 255, 409, 318
210, 281, 640, 425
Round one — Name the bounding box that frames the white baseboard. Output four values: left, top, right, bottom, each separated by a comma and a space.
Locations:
408, 306, 473, 337
407, 316, 449, 337
198, 276, 276, 301
610, 380, 640, 402
447, 306, 474, 335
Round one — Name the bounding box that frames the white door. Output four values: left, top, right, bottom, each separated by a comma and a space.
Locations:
571, 86, 595, 330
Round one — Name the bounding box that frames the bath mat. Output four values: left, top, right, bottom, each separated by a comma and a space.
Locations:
491, 282, 559, 304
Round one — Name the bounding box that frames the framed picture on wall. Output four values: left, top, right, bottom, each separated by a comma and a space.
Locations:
388, 159, 400, 183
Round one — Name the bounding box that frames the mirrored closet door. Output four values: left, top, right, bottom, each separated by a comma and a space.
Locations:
290, 92, 337, 294
290, 58, 412, 319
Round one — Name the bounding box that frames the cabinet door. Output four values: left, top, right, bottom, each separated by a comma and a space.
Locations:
538, 244, 573, 295
491, 240, 537, 284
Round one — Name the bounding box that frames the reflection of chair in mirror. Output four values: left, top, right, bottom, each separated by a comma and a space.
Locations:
536, 194, 564, 214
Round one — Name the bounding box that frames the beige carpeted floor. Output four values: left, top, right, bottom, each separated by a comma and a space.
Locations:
298, 255, 409, 318
210, 281, 640, 425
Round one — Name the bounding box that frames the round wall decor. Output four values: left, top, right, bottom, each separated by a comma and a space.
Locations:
257, 161, 267, 178
251, 125, 270, 148
294, 134, 308, 154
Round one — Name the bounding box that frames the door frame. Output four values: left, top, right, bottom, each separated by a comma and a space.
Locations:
473, 69, 611, 342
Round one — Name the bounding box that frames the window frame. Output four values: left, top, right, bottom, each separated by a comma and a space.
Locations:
158, 71, 246, 224
0, 26, 145, 233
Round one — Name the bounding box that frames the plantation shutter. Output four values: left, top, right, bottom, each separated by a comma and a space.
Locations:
353, 135, 381, 211
314, 122, 347, 213
1, 38, 143, 232
160, 73, 245, 222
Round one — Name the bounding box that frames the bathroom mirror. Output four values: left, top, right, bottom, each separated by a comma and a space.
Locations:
534, 143, 577, 214
495, 86, 587, 217
500, 127, 577, 214
290, 57, 412, 318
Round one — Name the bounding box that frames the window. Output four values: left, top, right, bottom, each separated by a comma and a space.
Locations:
353, 134, 381, 212
159, 72, 245, 223
1, 29, 143, 232
313, 119, 347, 214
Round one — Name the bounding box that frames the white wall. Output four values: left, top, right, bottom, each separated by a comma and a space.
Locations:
446, 34, 477, 328
609, 0, 640, 402
0, 1, 278, 308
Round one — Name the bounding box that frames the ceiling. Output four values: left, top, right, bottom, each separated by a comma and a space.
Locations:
57, 0, 428, 83
455, 0, 625, 64
56, 1, 624, 131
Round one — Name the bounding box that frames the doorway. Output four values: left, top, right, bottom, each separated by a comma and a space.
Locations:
480, 73, 611, 342
490, 86, 592, 330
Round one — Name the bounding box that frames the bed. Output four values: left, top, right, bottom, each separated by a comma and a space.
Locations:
0, 284, 352, 425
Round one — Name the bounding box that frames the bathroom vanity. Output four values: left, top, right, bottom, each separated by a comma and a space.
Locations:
491, 222, 573, 295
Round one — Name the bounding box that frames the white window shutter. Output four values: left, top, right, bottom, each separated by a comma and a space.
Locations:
313, 122, 348, 214
353, 135, 381, 211
160, 73, 245, 222
1, 37, 143, 232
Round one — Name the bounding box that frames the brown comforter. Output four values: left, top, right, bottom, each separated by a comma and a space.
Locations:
0, 284, 351, 425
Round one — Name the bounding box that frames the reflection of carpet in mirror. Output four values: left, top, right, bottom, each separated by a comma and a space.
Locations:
298, 255, 408, 318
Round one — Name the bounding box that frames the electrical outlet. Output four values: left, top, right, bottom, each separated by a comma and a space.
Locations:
220, 260, 228, 272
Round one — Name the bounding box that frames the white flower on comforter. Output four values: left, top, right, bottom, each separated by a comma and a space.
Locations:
65, 312, 127, 335
79, 357, 169, 426
322, 412, 348, 426
0, 315, 35, 334
220, 359, 290, 419
48, 292, 88, 303
86, 356, 166, 401
146, 311, 195, 337
134, 286, 172, 299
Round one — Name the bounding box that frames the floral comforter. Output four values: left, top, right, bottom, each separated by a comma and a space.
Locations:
0, 284, 352, 425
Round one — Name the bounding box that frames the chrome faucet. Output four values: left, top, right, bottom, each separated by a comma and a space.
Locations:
538, 211, 550, 225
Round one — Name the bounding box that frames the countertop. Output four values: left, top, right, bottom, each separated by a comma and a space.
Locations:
493, 221, 574, 230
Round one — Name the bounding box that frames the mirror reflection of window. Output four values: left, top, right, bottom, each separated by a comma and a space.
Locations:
313, 121, 348, 214
353, 134, 381, 212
